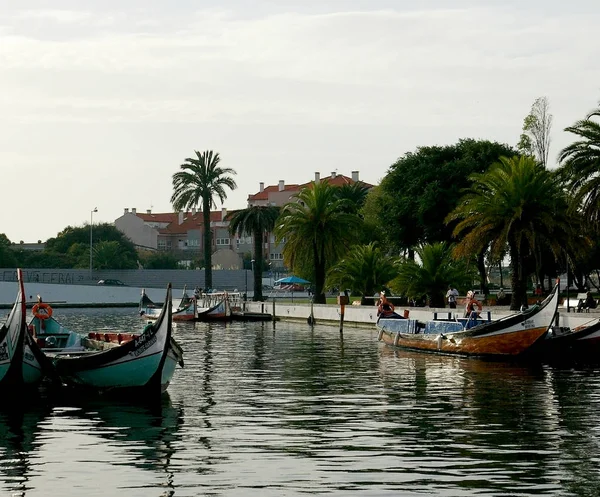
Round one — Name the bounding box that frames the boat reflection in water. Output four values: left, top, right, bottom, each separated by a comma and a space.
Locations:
0, 394, 183, 496
0, 401, 51, 496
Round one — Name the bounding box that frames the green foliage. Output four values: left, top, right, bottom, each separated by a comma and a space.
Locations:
327, 243, 398, 303
334, 182, 370, 215
228, 205, 280, 301
389, 242, 475, 308
448, 155, 578, 309
42, 223, 138, 269
93, 241, 138, 269
558, 105, 600, 231
275, 181, 362, 303
0, 233, 11, 248
517, 96, 553, 168
376, 139, 516, 253
171, 150, 237, 288
140, 251, 180, 269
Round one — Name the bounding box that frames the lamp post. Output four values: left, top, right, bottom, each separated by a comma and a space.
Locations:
90, 207, 98, 280
251, 259, 255, 299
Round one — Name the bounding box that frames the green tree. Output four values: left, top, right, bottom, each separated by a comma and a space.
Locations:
377, 139, 517, 255
140, 251, 180, 269
0, 234, 17, 267
447, 156, 575, 310
227, 206, 280, 301
327, 242, 398, 304
389, 242, 475, 308
517, 96, 553, 168
334, 182, 370, 215
275, 182, 360, 304
171, 150, 237, 289
558, 105, 600, 230
93, 241, 137, 269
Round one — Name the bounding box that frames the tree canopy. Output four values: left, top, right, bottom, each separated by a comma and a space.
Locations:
171, 150, 237, 289
375, 139, 517, 254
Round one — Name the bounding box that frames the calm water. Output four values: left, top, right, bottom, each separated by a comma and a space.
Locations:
1, 308, 600, 497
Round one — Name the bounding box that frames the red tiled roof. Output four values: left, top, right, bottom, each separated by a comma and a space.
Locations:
136, 210, 225, 234
248, 184, 301, 202
248, 174, 373, 201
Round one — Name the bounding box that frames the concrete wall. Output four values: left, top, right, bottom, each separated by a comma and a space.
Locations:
0, 268, 250, 292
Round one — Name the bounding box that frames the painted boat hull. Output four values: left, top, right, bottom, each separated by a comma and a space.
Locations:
377, 283, 559, 358
29, 284, 183, 395
0, 268, 28, 390
529, 317, 600, 361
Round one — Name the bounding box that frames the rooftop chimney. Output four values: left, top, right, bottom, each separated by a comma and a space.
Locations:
331, 171, 336, 179
278, 180, 284, 191
352, 171, 359, 182
178, 211, 184, 225
315, 172, 320, 183
221, 207, 227, 221
146, 209, 151, 214
192, 207, 196, 215
124, 208, 129, 214
132, 208, 137, 215
259, 182, 264, 193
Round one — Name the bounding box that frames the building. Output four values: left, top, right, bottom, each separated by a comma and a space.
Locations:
247, 171, 371, 267
114, 170, 371, 270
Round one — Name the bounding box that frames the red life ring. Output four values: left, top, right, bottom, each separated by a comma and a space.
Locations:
32, 303, 53, 320
378, 302, 395, 316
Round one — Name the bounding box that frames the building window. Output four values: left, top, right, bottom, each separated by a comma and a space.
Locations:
270, 253, 283, 260
216, 238, 230, 246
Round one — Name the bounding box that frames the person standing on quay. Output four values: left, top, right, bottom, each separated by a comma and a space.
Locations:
446, 285, 459, 309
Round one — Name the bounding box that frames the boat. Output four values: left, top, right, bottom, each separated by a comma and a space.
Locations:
529, 316, 600, 361
195, 291, 233, 321
376, 281, 560, 358
0, 268, 28, 390
140, 286, 196, 322
140, 287, 237, 322
28, 283, 184, 395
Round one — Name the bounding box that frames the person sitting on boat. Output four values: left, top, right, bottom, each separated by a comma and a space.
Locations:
377, 292, 404, 319
464, 290, 483, 319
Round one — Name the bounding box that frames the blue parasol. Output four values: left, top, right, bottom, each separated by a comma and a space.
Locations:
275, 276, 311, 285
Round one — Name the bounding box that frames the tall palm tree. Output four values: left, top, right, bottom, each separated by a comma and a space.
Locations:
275, 181, 360, 304
447, 155, 573, 310
171, 150, 237, 289
334, 182, 369, 215
227, 206, 280, 301
327, 242, 399, 305
389, 242, 475, 308
558, 105, 600, 230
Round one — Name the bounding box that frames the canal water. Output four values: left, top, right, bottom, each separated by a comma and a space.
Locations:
1, 308, 600, 496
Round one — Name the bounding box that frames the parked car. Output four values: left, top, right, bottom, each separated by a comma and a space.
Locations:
97, 279, 126, 286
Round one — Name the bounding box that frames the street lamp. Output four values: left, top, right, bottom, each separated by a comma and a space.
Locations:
90, 207, 98, 279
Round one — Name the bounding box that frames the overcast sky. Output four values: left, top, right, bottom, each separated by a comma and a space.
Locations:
1, 0, 599, 243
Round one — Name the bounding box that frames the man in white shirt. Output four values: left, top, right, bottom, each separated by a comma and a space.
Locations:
446, 285, 459, 309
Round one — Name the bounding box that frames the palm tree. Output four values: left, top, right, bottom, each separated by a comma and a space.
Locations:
558, 105, 600, 230
227, 206, 280, 301
327, 242, 398, 305
275, 181, 361, 304
389, 242, 475, 308
171, 150, 237, 289
447, 155, 574, 310
334, 182, 369, 215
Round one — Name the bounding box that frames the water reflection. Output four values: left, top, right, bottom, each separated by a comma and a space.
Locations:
0, 401, 51, 496
0, 393, 183, 497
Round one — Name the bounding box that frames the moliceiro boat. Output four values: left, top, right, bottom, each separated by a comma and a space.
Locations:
29, 283, 183, 395
0, 268, 30, 390
376, 281, 560, 358
140, 286, 196, 322
140, 288, 238, 322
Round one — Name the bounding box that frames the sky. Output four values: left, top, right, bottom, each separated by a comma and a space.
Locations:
1, 0, 599, 243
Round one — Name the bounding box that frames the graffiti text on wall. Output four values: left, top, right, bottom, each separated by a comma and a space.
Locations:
1, 271, 85, 284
